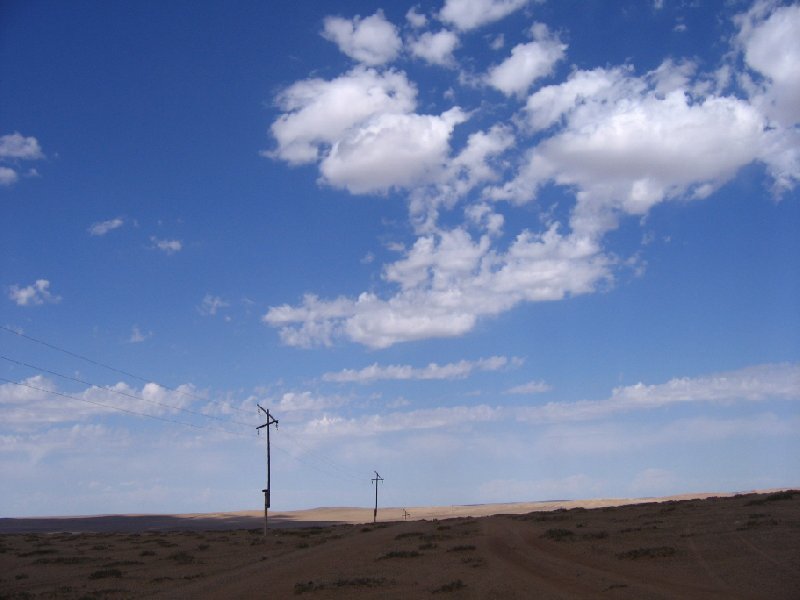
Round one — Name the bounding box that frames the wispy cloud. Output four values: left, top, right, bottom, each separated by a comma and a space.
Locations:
323, 356, 520, 383
506, 380, 552, 395
198, 294, 229, 316
89, 217, 125, 236
129, 325, 152, 343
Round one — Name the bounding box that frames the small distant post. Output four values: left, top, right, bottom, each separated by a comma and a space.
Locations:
403, 508, 410, 521
256, 405, 279, 536
371, 471, 384, 524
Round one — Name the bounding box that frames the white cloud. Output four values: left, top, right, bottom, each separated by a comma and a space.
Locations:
277, 391, 345, 413
268, 67, 417, 165
302, 404, 500, 438
0, 132, 44, 186
319, 107, 468, 194
406, 7, 427, 28
439, 0, 530, 31
0, 166, 18, 186
7, 279, 61, 307
88, 217, 124, 236
409, 29, 460, 66
322, 10, 401, 66
493, 61, 771, 237
323, 355, 515, 383
0, 376, 197, 426
0, 132, 44, 160
150, 236, 182, 254
516, 363, 800, 423
506, 380, 552, 394
736, 1, 800, 126
264, 3, 800, 350
486, 23, 566, 97
265, 224, 610, 348
198, 294, 229, 316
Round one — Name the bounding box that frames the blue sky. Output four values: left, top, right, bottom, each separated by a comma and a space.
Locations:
1, 0, 799, 517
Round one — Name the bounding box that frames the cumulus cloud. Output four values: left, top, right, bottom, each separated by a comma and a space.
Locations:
0, 132, 43, 160
320, 107, 468, 193
0, 166, 18, 186
324, 355, 516, 383
0, 132, 44, 186
263, 3, 799, 349
492, 60, 772, 237
439, 0, 530, 31
406, 6, 428, 28
409, 29, 460, 66
736, 1, 800, 126
0, 376, 198, 426
265, 225, 610, 348
268, 67, 417, 165
7, 279, 61, 307
88, 217, 125, 236
322, 11, 401, 66
486, 23, 566, 96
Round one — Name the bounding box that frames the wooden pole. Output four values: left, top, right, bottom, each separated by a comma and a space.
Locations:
371, 471, 383, 523
256, 406, 278, 536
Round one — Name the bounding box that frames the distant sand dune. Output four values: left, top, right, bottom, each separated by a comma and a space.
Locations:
0, 489, 783, 534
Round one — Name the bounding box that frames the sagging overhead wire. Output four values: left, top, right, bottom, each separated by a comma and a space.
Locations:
1, 327, 374, 489
0, 325, 253, 416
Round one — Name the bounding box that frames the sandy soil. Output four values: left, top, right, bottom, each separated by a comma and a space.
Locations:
1, 490, 798, 598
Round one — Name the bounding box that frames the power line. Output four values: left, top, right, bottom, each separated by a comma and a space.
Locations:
0, 376, 249, 438
0, 325, 252, 416
0, 354, 254, 429
274, 426, 365, 483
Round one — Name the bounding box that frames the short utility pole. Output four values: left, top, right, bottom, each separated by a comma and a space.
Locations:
371, 471, 384, 524
256, 405, 278, 536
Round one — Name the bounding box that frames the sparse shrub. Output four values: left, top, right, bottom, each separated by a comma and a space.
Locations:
617, 546, 676, 560
447, 544, 476, 552
379, 550, 420, 559
433, 579, 466, 593
543, 528, 574, 541
167, 551, 196, 564
140, 550, 156, 557
419, 542, 438, 550
89, 568, 123, 579
395, 531, 424, 540
294, 580, 316, 594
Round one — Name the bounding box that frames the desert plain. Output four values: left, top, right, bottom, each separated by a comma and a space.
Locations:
1, 489, 799, 599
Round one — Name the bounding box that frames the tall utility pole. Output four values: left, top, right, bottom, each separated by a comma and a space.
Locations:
256, 405, 278, 536
371, 471, 384, 524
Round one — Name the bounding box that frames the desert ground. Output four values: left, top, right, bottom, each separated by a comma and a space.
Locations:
1, 490, 798, 599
